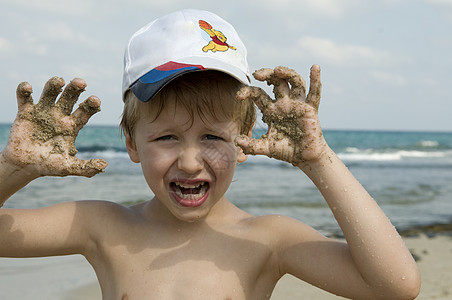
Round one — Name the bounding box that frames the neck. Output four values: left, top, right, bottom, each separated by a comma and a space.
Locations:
146, 196, 236, 227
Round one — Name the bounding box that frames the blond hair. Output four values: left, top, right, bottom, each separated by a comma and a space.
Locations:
121, 71, 256, 141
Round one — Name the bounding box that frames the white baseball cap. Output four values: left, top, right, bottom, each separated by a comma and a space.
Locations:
122, 9, 250, 102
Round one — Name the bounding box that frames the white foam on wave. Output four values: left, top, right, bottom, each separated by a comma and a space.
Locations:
79, 150, 130, 160
339, 152, 403, 161
338, 149, 449, 161
418, 140, 439, 148
399, 150, 445, 158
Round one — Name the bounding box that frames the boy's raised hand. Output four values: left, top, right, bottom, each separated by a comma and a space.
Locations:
2, 77, 107, 178
236, 65, 328, 167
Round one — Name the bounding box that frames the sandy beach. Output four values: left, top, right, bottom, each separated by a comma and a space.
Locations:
272, 232, 452, 299
1, 228, 450, 300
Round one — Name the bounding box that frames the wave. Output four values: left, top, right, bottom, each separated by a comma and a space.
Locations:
416, 140, 439, 148
76, 145, 129, 160
410, 140, 452, 151
79, 150, 131, 160
244, 144, 452, 164
338, 148, 452, 162
238, 149, 452, 169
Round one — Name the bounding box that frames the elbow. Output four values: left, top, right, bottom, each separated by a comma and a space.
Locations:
398, 272, 421, 300
370, 267, 421, 300
398, 263, 421, 300
386, 269, 421, 300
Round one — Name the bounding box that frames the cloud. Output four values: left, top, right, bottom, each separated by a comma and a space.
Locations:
0, 37, 13, 53
9, 0, 120, 18
296, 36, 407, 66
60, 63, 117, 82
238, 0, 367, 19
244, 35, 411, 75
422, 0, 452, 7
302, 0, 360, 18
33, 22, 103, 49
420, 0, 452, 19
370, 70, 408, 86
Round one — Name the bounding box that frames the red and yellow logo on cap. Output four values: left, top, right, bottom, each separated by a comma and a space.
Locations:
199, 20, 236, 53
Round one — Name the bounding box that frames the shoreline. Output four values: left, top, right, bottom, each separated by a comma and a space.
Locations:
398, 222, 452, 238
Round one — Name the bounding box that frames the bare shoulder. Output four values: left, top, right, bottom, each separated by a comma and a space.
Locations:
242, 214, 328, 246
72, 200, 150, 255
0, 200, 140, 257
73, 200, 146, 229
0, 200, 131, 225
73, 200, 136, 216
244, 214, 320, 234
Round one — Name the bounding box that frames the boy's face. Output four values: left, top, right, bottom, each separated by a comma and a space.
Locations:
126, 95, 247, 222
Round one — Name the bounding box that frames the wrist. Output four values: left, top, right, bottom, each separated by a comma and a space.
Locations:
295, 144, 334, 171
0, 151, 40, 183
0, 152, 40, 205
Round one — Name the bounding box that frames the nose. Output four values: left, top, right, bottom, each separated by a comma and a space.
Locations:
177, 146, 203, 174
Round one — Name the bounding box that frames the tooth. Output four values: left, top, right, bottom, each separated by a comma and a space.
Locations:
175, 182, 204, 189
173, 182, 207, 199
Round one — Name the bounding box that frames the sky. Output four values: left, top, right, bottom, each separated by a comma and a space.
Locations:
1, 0, 451, 131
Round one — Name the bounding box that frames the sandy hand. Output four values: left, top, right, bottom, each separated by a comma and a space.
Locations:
3, 77, 108, 177
235, 65, 327, 166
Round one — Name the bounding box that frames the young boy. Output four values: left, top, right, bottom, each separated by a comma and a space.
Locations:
0, 9, 420, 300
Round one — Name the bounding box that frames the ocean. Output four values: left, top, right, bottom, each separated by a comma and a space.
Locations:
1, 124, 452, 236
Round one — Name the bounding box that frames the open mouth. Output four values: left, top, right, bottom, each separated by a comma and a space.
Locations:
170, 181, 210, 207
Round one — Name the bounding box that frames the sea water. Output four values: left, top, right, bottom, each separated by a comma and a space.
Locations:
1, 124, 452, 236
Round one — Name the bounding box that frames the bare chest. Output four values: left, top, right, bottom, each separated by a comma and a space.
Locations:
91, 235, 277, 299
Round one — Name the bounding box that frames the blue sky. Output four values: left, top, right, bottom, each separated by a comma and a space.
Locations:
1, 0, 451, 131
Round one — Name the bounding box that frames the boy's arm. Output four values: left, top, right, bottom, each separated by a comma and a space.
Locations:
0, 77, 108, 257
236, 66, 420, 299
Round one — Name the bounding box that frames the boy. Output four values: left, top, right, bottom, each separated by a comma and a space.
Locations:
0, 9, 420, 300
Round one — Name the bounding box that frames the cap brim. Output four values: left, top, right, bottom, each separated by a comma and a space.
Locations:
130, 62, 204, 102
129, 58, 250, 102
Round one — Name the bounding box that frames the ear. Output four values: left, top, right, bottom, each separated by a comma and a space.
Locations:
125, 133, 140, 163
236, 127, 253, 163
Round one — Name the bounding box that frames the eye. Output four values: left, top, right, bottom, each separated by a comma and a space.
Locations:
204, 134, 223, 141
155, 135, 175, 141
